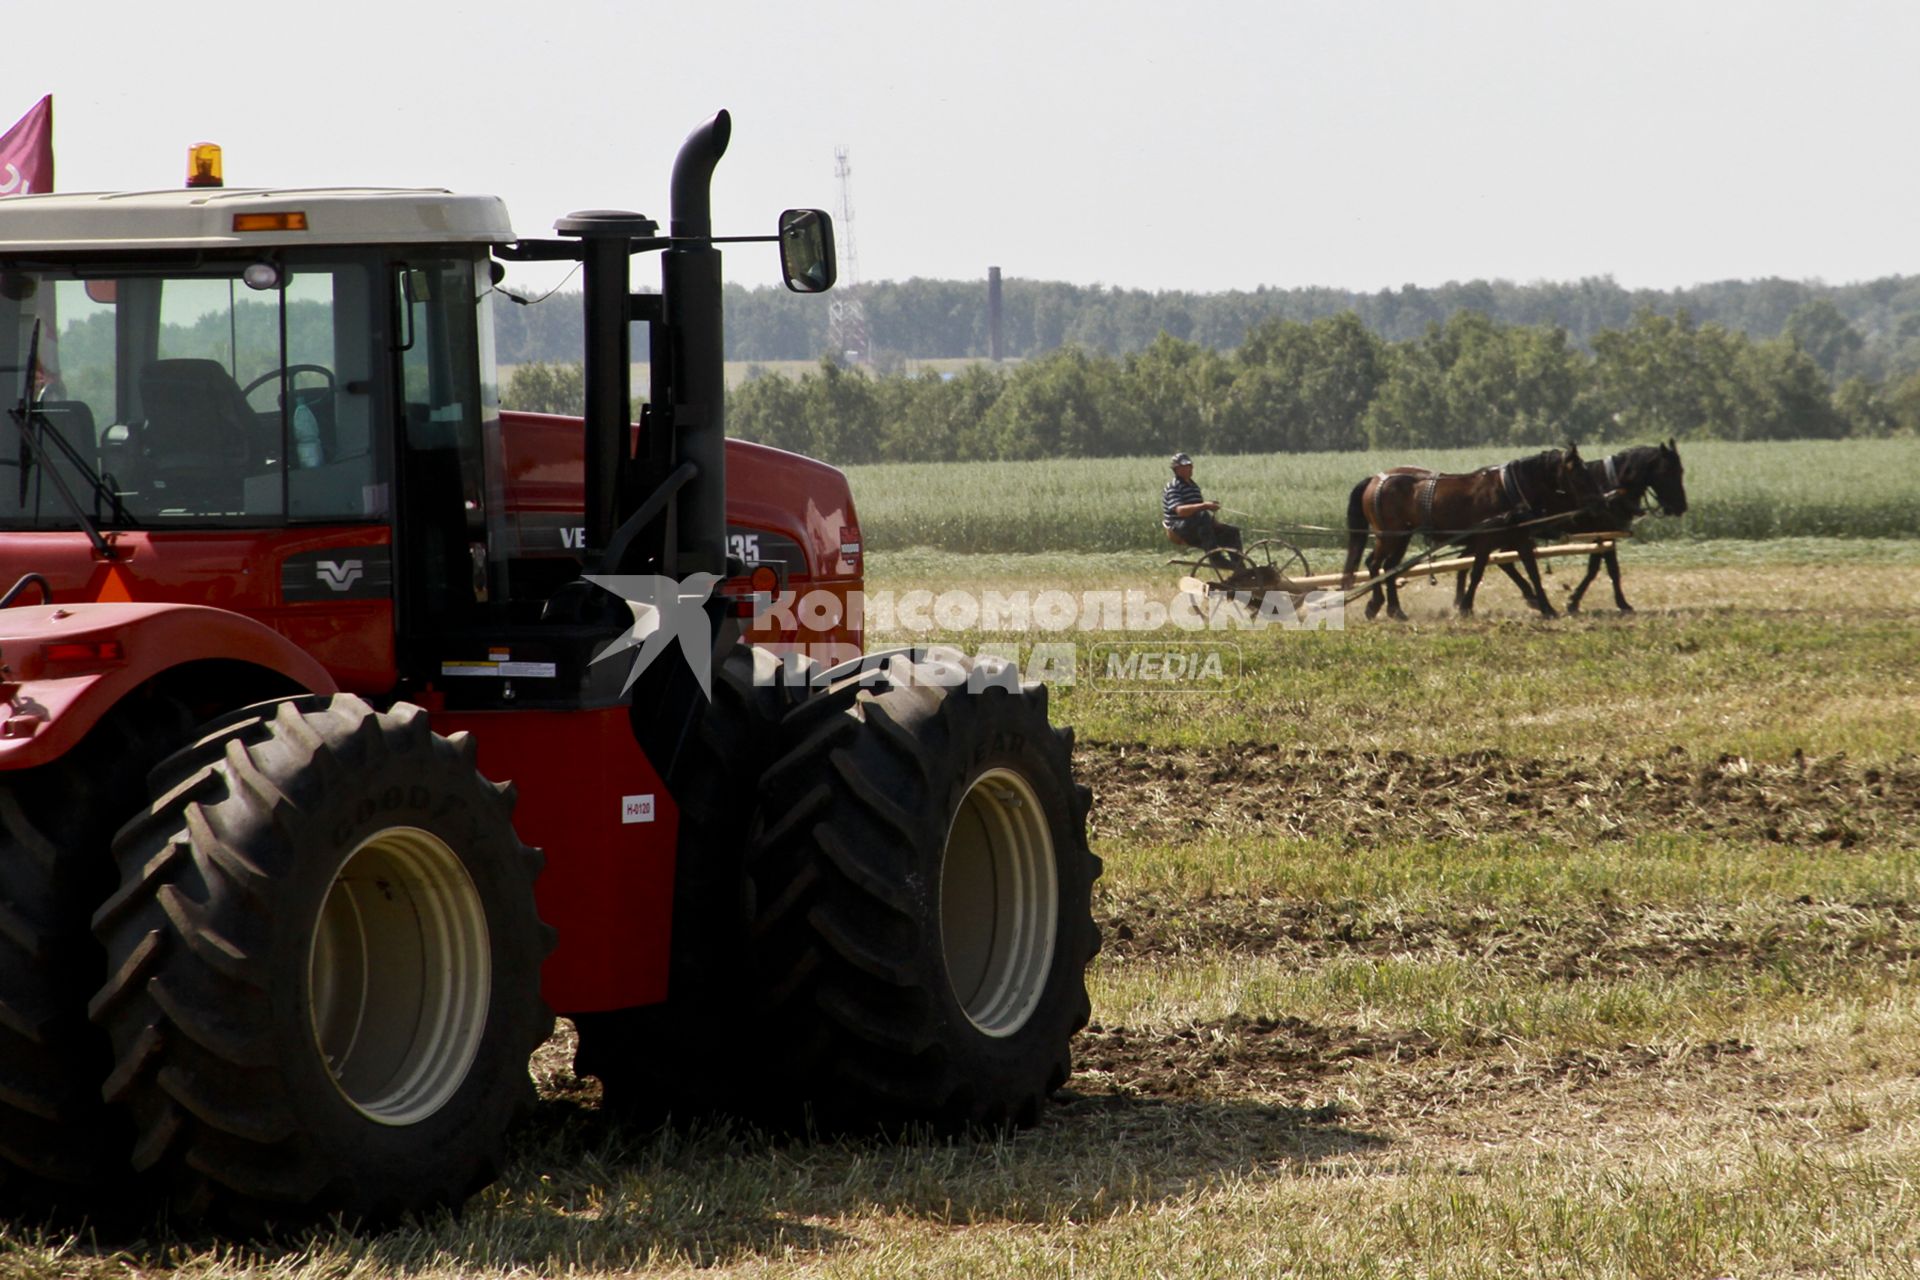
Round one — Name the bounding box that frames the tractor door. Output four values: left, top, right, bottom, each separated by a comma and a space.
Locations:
388, 252, 629, 710
391, 255, 498, 655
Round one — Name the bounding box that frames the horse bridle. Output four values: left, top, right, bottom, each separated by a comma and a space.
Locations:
1609, 447, 1675, 517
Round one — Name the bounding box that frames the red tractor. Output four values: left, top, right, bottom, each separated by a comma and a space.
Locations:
0, 113, 1096, 1230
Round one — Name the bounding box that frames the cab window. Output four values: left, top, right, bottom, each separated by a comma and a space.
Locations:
0, 255, 381, 528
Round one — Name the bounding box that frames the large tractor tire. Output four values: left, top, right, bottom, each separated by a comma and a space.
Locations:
573, 644, 816, 1118
745, 648, 1099, 1132
0, 694, 192, 1215
89, 695, 553, 1230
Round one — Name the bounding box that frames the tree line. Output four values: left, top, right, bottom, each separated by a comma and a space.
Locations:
506, 308, 1920, 463
495, 273, 1920, 383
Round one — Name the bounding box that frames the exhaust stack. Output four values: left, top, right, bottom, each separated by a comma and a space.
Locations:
661, 110, 732, 578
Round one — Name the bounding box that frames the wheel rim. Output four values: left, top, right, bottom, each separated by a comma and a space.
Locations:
1246, 538, 1313, 596
308, 826, 491, 1126
939, 767, 1059, 1038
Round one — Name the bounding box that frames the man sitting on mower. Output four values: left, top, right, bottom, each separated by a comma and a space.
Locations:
1162, 451, 1242, 563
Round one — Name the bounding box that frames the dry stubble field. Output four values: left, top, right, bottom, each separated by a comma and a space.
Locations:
5, 538, 1919, 1278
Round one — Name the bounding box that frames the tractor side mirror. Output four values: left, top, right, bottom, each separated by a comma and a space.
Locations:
779, 209, 836, 294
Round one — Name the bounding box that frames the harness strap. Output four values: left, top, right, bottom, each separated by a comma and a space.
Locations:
1498, 462, 1532, 517
1416, 474, 1439, 533
1604, 454, 1619, 490
1362, 472, 1387, 528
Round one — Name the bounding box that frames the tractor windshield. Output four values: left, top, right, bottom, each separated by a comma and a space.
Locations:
0, 253, 383, 528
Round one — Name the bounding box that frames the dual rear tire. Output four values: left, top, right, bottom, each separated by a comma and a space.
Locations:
87, 695, 552, 1230
746, 648, 1100, 1131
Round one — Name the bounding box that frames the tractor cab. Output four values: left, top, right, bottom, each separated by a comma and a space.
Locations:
0, 188, 498, 528
0, 160, 836, 708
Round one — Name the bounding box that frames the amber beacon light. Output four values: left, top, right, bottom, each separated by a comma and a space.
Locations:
186, 142, 224, 189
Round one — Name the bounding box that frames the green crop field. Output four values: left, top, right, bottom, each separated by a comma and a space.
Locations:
844, 437, 1920, 554
11, 534, 1919, 1277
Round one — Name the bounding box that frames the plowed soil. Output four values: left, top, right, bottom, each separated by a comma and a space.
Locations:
1058, 739, 1920, 1117
1078, 740, 1920, 849
1077, 889, 1913, 1115
1066, 1012, 1757, 1118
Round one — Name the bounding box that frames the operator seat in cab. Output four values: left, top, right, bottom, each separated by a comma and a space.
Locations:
137, 358, 258, 509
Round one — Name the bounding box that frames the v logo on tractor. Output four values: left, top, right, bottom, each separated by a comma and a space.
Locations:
316, 558, 365, 592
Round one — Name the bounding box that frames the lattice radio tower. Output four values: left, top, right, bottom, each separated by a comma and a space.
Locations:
827, 145, 871, 365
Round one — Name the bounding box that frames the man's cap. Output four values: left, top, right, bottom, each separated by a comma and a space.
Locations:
1170, 451, 1193, 468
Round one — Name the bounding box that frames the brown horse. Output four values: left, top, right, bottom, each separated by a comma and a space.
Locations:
1340, 445, 1603, 621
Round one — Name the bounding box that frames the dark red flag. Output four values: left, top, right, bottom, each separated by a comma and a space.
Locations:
0, 95, 52, 197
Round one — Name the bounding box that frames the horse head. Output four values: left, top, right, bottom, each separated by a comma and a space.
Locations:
1646, 437, 1689, 516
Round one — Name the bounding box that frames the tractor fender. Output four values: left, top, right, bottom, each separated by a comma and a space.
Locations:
0, 602, 337, 770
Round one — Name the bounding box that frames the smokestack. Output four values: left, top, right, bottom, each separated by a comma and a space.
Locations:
987, 266, 1003, 363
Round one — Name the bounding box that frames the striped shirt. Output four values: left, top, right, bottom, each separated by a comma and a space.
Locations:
1163, 476, 1204, 526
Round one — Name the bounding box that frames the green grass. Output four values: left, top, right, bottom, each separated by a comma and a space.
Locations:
844, 438, 1920, 553
1093, 827, 1920, 1046
854, 534, 1920, 764
860, 601, 1920, 762
1107, 831, 1920, 907
864, 537, 1920, 588
1092, 949, 1912, 1049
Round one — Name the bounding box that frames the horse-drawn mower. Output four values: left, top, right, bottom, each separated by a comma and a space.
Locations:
1165, 442, 1692, 622
1171, 531, 1632, 620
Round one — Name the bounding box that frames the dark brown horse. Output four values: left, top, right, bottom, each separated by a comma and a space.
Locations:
1490, 440, 1690, 614
1455, 439, 1690, 614
1564, 440, 1688, 613
1340, 446, 1603, 621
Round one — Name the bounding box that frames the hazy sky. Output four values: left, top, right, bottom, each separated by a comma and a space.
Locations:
17, 1, 1920, 296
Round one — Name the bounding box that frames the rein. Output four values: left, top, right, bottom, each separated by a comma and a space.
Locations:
1220, 507, 1602, 541
1217, 448, 1613, 544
